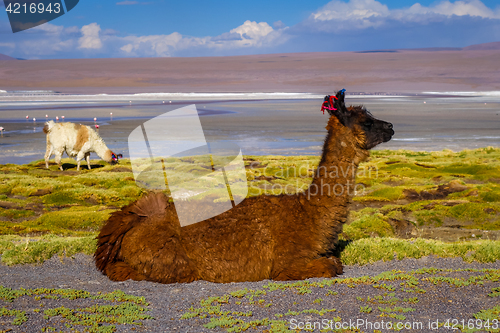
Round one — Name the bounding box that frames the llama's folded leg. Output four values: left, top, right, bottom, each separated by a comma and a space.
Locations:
120, 216, 199, 284
272, 256, 343, 281
104, 261, 147, 282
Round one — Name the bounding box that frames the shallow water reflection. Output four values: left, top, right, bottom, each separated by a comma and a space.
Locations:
0, 96, 499, 165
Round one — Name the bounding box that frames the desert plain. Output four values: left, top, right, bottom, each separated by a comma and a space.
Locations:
1, 45, 500, 94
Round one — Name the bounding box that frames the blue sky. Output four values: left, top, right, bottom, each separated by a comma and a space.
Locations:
1, 0, 499, 59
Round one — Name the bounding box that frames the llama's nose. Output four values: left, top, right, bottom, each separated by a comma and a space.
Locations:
385, 123, 393, 130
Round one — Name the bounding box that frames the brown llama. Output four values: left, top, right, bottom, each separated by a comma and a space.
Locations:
94, 89, 394, 283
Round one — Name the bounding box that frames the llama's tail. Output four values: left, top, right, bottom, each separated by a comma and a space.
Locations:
94, 192, 168, 279
43, 120, 55, 134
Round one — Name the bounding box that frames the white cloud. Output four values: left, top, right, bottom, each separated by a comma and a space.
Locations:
0, 43, 15, 48
211, 32, 242, 42
312, 0, 389, 22
306, 0, 390, 30
120, 32, 185, 56
306, 0, 500, 31
18, 36, 74, 56
10, 23, 77, 56
3, 0, 499, 59
406, 0, 499, 18
230, 21, 273, 43
2, 19, 283, 58
119, 20, 285, 57
273, 21, 286, 29
65, 26, 81, 34
78, 23, 102, 49
29, 22, 65, 34
102, 28, 120, 36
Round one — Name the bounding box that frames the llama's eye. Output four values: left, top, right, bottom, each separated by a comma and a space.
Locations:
363, 120, 374, 128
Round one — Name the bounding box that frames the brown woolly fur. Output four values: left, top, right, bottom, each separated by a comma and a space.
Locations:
95, 90, 394, 284
73, 124, 88, 152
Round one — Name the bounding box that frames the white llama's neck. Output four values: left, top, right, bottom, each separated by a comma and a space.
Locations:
89, 129, 112, 162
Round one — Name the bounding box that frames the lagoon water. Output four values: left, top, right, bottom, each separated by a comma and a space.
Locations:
0, 95, 499, 165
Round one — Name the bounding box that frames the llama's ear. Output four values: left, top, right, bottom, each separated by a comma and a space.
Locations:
330, 89, 349, 125
334, 89, 346, 111
321, 89, 348, 125
335, 89, 346, 102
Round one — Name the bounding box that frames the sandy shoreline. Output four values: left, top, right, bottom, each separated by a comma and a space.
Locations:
0, 92, 325, 105
1, 91, 499, 105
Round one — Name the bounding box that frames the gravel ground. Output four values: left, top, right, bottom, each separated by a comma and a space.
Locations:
0, 254, 499, 333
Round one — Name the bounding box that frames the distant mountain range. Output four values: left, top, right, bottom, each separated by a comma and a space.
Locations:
0, 41, 499, 60
0, 53, 17, 60
358, 41, 500, 53
463, 41, 500, 51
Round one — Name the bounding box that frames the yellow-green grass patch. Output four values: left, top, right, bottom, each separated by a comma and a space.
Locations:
341, 238, 500, 265
0, 234, 96, 265
0, 207, 113, 236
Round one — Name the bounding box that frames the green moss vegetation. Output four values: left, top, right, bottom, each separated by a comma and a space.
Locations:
343, 210, 394, 239
180, 267, 500, 332
0, 234, 96, 265
0, 207, 115, 236
468, 305, 500, 333
244, 148, 500, 238
0, 159, 143, 263
341, 238, 500, 266
0, 286, 152, 332
1, 148, 500, 266
0, 307, 27, 326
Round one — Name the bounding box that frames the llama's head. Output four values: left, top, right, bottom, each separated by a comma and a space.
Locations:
106, 151, 123, 164
322, 89, 394, 150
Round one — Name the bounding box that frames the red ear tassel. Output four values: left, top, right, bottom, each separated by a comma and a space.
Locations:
321, 94, 339, 114
321, 101, 338, 114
